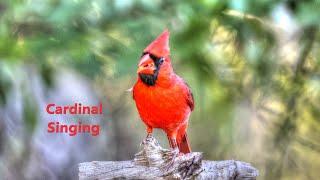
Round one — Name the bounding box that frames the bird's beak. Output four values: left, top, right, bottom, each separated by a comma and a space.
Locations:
137, 64, 156, 74
137, 54, 156, 74
137, 66, 145, 73
138, 54, 150, 66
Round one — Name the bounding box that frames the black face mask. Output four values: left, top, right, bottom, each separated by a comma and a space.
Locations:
139, 53, 164, 86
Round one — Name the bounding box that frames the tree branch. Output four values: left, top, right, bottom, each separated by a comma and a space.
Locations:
79, 136, 258, 179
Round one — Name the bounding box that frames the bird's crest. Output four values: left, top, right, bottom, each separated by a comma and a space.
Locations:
144, 29, 170, 57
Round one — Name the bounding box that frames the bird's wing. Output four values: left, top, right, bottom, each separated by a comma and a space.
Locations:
183, 81, 194, 111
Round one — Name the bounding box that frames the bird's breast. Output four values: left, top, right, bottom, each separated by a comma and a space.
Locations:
133, 81, 190, 131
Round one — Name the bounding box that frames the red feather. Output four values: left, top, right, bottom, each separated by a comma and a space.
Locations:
133, 30, 194, 153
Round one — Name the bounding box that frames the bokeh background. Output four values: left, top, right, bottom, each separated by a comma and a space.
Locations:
0, 0, 320, 179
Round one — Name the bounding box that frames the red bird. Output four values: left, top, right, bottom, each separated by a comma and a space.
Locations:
133, 30, 194, 154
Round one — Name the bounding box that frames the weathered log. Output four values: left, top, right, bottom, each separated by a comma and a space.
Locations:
79, 136, 258, 179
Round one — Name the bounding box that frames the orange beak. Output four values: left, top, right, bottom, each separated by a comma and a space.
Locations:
137, 66, 146, 73
137, 64, 156, 74
137, 54, 156, 74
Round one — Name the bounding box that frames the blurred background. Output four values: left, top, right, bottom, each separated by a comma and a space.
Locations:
0, 0, 319, 179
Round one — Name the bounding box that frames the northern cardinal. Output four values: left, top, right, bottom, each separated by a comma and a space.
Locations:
132, 30, 194, 154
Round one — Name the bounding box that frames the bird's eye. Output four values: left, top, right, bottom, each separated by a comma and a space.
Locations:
158, 57, 164, 64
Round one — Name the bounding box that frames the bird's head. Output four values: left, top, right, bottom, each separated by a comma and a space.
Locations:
137, 29, 173, 86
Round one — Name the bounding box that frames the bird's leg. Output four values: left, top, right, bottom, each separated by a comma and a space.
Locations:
167, 132, 179, 153
142, 126, 153, 145
146, 126, 153, 138
168, 137, 179, 155
161, 136, 179, 170
168, 138, 178, 150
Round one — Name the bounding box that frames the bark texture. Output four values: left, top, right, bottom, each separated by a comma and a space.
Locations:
79, 136, 258, 179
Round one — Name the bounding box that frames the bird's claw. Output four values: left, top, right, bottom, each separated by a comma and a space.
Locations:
160, 147, 179, 171
140, 133, 154, 146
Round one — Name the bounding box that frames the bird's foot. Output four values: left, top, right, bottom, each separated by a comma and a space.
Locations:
135, 134, 165, 167
140, 133, 152, 145
160, 147, 179, 171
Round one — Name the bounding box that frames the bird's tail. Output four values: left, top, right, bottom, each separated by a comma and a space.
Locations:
177, 132, 191, 154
